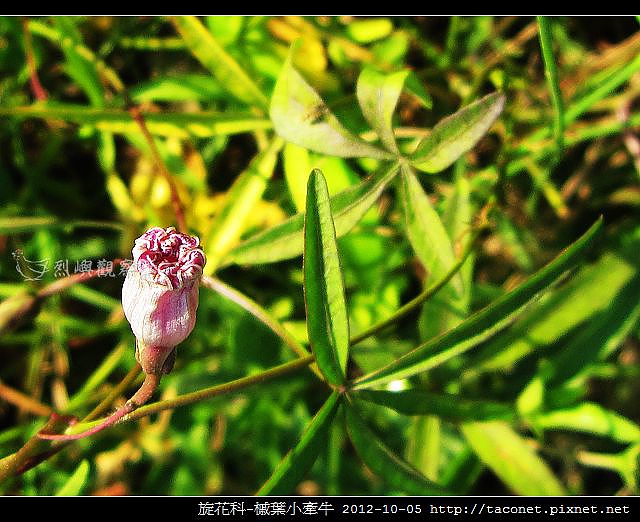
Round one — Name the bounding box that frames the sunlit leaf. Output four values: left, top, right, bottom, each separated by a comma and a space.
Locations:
531, 402, 640, 443
0, 105, 272, 139
356, 67, 409, 153
172, 16, 268, 109
461, 421, 566, 495
412, 92, 505, 173
223, 163, 400, 266
270, 55, 392, 159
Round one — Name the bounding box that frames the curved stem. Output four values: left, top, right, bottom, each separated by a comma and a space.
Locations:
37, 374, 160, 441
350, 228, 481, 346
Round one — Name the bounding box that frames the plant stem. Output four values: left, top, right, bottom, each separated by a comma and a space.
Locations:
76, 355, 316, 428
126, 98, 187, 232
350, 228, 481, 346
21, 18, 47, 101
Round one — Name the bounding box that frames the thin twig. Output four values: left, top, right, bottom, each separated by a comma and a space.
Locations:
21, 18, 47, 101
126, 98, 187, 232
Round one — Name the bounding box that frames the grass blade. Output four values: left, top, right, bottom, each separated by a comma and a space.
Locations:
537, 16, 565, 154
0, 105, 272, 138
172, 16, 268, 109
304, 170, 350, 385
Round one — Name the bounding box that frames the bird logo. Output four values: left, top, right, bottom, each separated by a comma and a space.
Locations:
12, 249, 49, 281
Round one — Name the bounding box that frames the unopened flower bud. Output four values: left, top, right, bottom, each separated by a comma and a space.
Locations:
122, 227, 206, 375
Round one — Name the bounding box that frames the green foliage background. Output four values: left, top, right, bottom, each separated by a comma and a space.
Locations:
1, 16, 640, 496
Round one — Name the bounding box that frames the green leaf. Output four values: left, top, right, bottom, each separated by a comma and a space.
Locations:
55, 460, 90, 496
352, 217, 603, 389
419, 172, 474, 340
54, 18, 105, 107
461, 421, 566, 495
130, 74, 223, 102
0, 105, 272, 138
257, 392, 340, 495
346, 18, 394, 44
468, 248, 640, 375
223, 163, 400, 266
531, 403, 640, 444
357, 390, 514, 422
270, 55, 392, 159
345, 403, 451, 495
304, 170, 350, 385
411, 92, 505, 173
356, 67, 409, 153
404, 71, 433, 109
400, 165, 463, 296
172, 16, 268, 109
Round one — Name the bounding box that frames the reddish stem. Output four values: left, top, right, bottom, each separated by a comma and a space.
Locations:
126, 98, 187, 233
37, 373, 160, 441
21, 18, 47, 102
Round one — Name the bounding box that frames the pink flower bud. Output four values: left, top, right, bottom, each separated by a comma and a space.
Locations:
122, 227, 206, 375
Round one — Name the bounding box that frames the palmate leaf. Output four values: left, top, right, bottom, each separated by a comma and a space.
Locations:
270, 55, 393, 160
222, 162, 400, 266
345, 403, 451, 495
461, 421, 566, 495
257, 392, 340, 495
304, 170, 350, 385
356, 67, 409, 153
352, 218, 603, 390
411, 92, 505, 173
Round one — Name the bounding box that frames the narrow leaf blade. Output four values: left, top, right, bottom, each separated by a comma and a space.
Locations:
345, 404, 451, 495
353, 218, 603, 389
172, 16, 268, 109
270, 56, 392, 159
400, 165, 463, 296
461, 421, 566, 495
356, 67, 409, 153
257, 392, 341, 495
412, 92, 505, 173
304, 170, 350, 385
223, 163, 399, 266
357, 389, 514, 422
